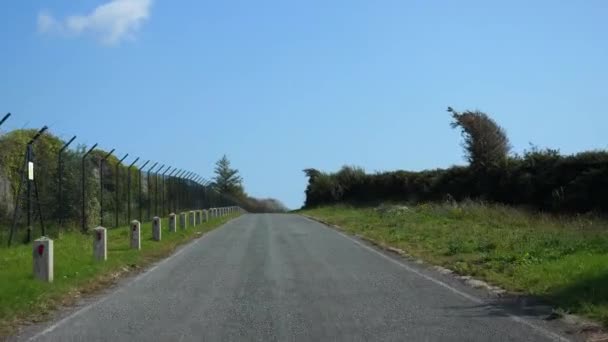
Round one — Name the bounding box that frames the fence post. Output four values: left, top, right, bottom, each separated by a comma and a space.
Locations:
138, 160, 150, 223
127, 157, 140, 224
115, 153, 129, 227
100, 149, 115, 227
162, 167, 175, 218
146, 162, 159, 222
57, 135, 76, 228
81, 143, 98, 232
0, 113, 11, 128
155, 165, 166, 219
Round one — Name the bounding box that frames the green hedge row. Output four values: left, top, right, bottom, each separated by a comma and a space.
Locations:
303, 148, 608, 213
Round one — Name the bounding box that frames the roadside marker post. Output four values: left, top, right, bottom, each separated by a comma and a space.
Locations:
130, 220, 141, 250
169, 213, 177, 232
203, 209, 209, 222
152, 217, 162, 241
33, 237, 53, 282
93, 227, 107, 261
189, 211, 195, 227
179, 212, 187, 230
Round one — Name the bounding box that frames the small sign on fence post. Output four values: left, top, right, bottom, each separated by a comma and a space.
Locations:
28, 161, 34, 180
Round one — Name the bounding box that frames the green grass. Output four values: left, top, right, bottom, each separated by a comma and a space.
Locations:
0, 212, 239, 337
299, 203, 608, 325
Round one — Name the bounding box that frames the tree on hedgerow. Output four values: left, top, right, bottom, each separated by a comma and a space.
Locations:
212, 155, 244, 197
448, 107, 511, 171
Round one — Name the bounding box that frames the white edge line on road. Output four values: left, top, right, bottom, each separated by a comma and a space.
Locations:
301, 216, 571, 342
26, 223, 228, 342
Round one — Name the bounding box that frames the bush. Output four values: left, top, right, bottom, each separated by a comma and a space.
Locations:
302, 150, 608, 214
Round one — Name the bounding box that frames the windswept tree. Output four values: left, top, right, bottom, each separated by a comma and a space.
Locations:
212, 155, 244, 197
448, 107, 510, 171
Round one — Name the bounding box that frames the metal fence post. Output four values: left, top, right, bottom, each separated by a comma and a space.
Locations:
81, 143, 98, 232
0, 113, 11, 128
115, 153, 129, 227
154, 165, 166, 217
127, 157, 140, 223
57, 136, 76, 228
99, 149, 115, 227
146, 162, 159, 221
138, 160, 150, 222
162, 167, 174, 217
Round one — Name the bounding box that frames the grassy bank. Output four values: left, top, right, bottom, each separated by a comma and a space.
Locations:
299, 203, 608, 325
0, 213, 239, 337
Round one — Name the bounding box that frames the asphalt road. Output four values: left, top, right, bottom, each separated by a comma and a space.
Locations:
23, 214, 574, 342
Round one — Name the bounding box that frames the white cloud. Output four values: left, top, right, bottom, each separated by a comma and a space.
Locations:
37, 0, 152, 45
37, 11, 59, 33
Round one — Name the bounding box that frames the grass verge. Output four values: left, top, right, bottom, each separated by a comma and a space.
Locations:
0, 213, 240, 338
299, 203, 608, 325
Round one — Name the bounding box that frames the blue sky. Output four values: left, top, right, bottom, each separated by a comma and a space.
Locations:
1, 1, 607, 209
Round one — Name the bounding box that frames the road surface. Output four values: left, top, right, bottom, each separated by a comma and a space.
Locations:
22, 214, 574, 342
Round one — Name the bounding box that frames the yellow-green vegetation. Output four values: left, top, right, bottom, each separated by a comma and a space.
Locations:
0, 213, 239, 337
300, 203, 608, 325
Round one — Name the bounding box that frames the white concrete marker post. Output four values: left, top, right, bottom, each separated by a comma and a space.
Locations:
153, 216, 162, 241
189, 211, 195, 227
169, 213, 177, 232
33, 237, 53, 282
196, 211, 201, 225
93, 226, 107, 261
130, 220, 141, 250
180, 212, 187, 229
203, 209, 208, 222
